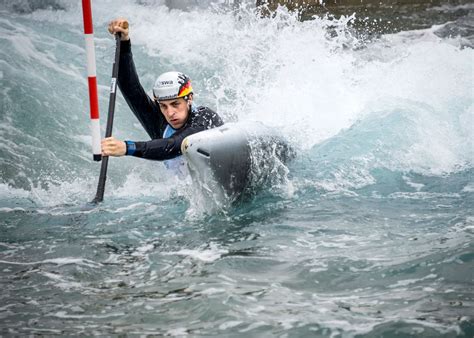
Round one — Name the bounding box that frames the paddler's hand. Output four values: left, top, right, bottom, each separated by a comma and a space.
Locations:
101, 137, 126, 157
108, 18, 129, 41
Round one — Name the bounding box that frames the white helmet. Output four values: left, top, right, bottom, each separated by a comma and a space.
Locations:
152, 71, 193, 101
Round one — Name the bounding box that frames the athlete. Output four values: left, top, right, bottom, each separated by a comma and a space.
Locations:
102, 18, 224, 173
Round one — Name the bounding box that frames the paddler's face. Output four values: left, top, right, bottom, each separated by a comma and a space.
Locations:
157, 96, 192, 129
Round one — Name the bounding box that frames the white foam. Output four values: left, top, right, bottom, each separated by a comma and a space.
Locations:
428, 3, 474, 12
388, 192, 461, 200
1, 1, 472, 203
125, 4, 472, 176
50, 310, 125, 319
403, 175, 425, 191
219, 321, 243, 330
462, 183, 474, 192
0, 183, 31, 199
389, 273, 438, 288
0, 20, 83, 81
163, 243, 228, 262
0, 207, 26, 213
0, 257, 101, 268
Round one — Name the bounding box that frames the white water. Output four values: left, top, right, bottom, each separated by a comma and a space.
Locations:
0, 0, 473, 201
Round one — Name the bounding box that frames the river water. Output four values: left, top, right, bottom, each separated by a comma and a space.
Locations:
0, 0, 473, 336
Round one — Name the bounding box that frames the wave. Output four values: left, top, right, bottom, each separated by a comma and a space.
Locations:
0, 1, 472, 202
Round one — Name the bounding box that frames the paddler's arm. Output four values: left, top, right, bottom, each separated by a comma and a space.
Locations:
108, 18, 163, 140
126, 125, 205, 160
101, 125, 205, 160
101, 107, 224, 160
123, 107, 225, 160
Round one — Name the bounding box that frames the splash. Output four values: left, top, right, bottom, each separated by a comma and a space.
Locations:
0, 0, 472, 204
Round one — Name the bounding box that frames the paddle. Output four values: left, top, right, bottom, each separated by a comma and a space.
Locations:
91, 32, 122, 204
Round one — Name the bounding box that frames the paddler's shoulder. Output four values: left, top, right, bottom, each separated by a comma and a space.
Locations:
190, 105, 224, 127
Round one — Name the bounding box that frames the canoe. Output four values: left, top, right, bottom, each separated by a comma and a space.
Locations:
181, 121, 294, 202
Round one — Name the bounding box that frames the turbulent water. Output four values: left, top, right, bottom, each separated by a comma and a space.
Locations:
1, 0, 473, 336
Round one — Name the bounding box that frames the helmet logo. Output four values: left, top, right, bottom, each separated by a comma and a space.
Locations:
178, 81, 192, 97
177, 73, 187, 85
177, 73, 192, 98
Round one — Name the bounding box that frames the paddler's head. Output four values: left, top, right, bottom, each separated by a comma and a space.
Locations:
153, 72, 193, 129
